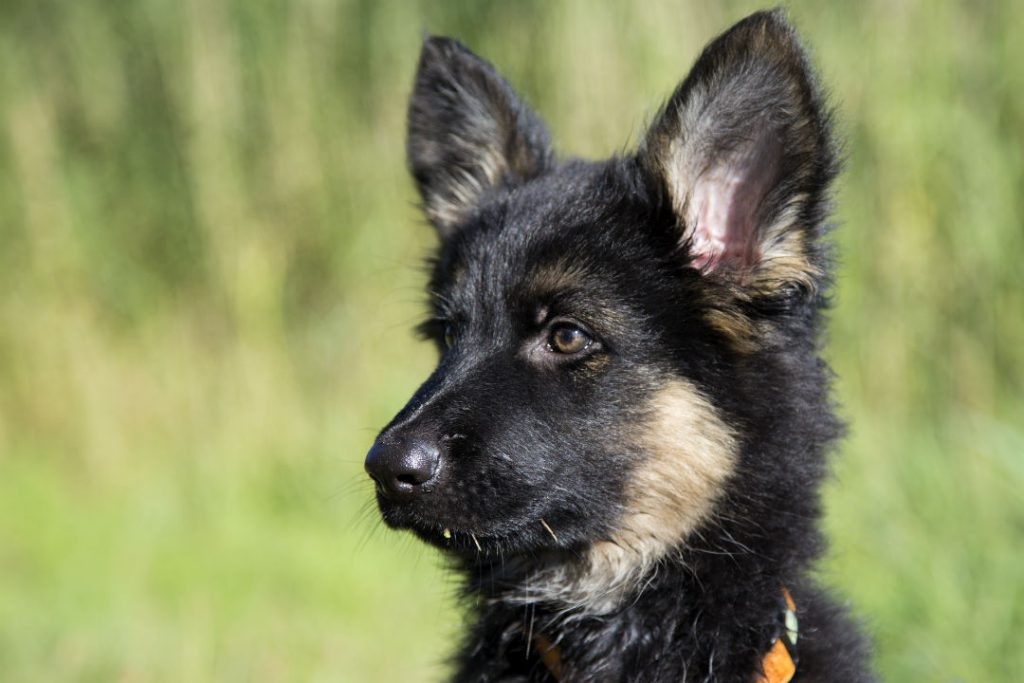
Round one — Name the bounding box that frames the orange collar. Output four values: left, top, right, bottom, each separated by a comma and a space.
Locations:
757, 588, 799, 683
531, 588, 798, 682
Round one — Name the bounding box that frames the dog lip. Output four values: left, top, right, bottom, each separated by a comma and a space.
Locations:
423, 526, 499, 554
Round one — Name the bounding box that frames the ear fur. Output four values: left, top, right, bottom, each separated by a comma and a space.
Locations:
641, 10, 838, 298
407, 37, 554, 236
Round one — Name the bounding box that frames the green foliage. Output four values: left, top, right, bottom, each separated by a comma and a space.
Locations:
0, 1, 1021, 680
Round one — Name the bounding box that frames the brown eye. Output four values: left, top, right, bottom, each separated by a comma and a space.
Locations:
443, 323, 457, 349
548, 323, 593, 354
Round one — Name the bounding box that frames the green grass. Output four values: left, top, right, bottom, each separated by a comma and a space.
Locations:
0, 1, 1021, 680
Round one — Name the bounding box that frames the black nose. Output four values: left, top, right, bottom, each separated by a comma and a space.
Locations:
364, 435, 441, 501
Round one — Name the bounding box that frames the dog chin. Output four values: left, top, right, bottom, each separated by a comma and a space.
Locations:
377, 500, 486, 552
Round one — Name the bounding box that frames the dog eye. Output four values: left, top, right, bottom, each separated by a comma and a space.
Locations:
548, 323, 593, 354
443, 323, 457, 349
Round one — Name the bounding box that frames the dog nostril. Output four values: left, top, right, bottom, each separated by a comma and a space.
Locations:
394, 440, 440, 487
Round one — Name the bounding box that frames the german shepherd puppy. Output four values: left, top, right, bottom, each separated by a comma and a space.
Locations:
366, 10, 875, 682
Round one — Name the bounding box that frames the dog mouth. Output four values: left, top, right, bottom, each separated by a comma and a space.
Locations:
417, 525, 502, 554
367, 439, 570, 557
400, 516, 520, 557
378, 499, 562, 558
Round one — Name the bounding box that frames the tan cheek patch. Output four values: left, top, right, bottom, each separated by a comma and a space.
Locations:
514, 379, 737, 614
588, 379, 738, 577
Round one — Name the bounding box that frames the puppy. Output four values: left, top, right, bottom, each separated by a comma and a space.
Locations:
366, 10, 875, 682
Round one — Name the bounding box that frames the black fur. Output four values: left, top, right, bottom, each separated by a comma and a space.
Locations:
366, 10, 875, 682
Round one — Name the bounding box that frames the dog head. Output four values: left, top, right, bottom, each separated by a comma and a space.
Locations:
366, 10, 837, 610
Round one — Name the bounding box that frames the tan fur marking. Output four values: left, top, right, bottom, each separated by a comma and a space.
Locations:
427, 164, 496, 229
512, 379, 737, 613
748, 195, 820, 296
662, 83, 711, 224
700, 204, 819, 353
704, 305, 763, 354
422, 77, 547, 234
527, 260, 589, 295
587, 380, 737, 592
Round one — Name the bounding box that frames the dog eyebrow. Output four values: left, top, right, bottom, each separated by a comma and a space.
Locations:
524, 260, 590, 296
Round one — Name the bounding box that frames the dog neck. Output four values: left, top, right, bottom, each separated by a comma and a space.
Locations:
526, 587, 799, 683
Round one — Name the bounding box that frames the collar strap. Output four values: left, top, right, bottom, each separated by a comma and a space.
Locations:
757, 587, 799, 683
531, 587, 798, 682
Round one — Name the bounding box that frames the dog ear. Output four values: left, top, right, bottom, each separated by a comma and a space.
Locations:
407, 37, 554, 237
641, 10, 837, 297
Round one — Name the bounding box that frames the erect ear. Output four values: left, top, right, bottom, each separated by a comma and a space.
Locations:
407, 37, 554, 236
641, 10, 837, 297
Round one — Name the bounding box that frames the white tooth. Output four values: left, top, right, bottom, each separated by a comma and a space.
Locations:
442, 528, 452, 539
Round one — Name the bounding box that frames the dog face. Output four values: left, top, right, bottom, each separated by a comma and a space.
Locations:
366, 11, 836, 608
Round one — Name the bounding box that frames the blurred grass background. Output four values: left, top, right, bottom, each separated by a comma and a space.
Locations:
0, 0, 1021, 680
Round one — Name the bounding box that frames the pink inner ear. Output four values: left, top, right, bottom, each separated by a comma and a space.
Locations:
687, 131, 783, 273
